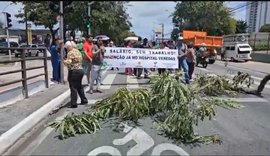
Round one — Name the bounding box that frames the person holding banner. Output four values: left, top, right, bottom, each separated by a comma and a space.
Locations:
158, 42, 166, 75
125, 40, 133, 75
133, 36, 144, 79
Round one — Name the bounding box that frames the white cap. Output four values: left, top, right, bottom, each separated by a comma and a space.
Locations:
201, 43, 206, 46
64, 41, 72, 48
178, 36, 184, 40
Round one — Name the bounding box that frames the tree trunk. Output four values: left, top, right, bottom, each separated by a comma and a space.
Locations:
257, 74, 270, 94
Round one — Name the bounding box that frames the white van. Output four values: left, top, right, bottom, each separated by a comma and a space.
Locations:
221, 34, 252, 62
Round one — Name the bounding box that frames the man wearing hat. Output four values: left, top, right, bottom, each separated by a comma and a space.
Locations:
176, 36, 190, 84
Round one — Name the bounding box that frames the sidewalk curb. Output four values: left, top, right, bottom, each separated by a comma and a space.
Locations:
0, 89, 70, 155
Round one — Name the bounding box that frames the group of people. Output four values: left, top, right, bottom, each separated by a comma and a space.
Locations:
120, 36, 202, 84
48, 34, 207, 108
49, 35, 109, 108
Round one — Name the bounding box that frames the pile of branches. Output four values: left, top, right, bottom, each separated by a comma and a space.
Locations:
49, 72, 253, 143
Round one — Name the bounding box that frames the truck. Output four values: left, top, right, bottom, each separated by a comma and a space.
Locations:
182, 30, 223, 64
221, 33, 252, 62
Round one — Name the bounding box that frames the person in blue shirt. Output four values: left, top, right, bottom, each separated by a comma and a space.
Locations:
50, 38, 62, 83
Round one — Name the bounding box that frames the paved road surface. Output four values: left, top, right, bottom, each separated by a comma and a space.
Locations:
6, 60, 270, 155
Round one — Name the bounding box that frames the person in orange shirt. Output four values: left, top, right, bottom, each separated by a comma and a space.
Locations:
83, 35, 94, 85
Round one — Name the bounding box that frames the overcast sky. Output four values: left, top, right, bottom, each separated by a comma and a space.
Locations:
0, 1, 246, 39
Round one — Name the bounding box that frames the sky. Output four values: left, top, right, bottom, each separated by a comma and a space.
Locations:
0, 1, 247, 39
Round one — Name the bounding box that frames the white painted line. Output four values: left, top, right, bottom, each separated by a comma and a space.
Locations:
127, 76, 139, 89
251, 76, 262, 81
227, 74, 270, 89
20, 110, 71, 155
197, 68, 210, 72
216, 97, 269, 103
0, 89, 70, 154
100, 74, 117, 90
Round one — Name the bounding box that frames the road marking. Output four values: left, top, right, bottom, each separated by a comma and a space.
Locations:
88, 146, 121, 156
227, 74, 270, 89
197, 68, 210, 72
251, 76, 262, 81
20, 98, 100, 155
20, 110, 71, 155
127, 76, 139, 89
88, 123, 190, 156
100, 74, 117, 90
216, 97, 269, 103
152, 143, 190, 156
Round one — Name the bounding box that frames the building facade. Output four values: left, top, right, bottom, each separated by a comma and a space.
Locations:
246, 1, 270, 33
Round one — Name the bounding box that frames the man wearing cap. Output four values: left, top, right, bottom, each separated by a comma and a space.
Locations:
176, 36, 190, 84
83, 35, 94, 85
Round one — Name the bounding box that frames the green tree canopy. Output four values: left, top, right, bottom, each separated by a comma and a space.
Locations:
13, 1, 133, 45
236, 20, 248, 33
259, 24, 270, 32
171, 1, 236, 36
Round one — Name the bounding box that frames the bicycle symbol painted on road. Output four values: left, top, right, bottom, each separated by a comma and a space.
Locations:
87, 124, 189, 156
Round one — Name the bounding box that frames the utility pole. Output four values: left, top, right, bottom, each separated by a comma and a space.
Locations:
59, 1, 65, 84
161, 23, 164, 43
3, 12, 11, 60
25, 8, 28, 46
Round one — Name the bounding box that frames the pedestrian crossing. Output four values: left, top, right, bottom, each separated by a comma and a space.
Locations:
93, 69, 269, 92
195, 67, 270, 89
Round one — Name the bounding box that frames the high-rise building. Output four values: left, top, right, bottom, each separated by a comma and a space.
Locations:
246, 1, 270, 32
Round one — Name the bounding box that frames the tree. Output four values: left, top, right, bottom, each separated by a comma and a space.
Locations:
259, 24, 270, 32
14, 1, 59, 41
236, 20, 248, 33
171, 2, 236, 36
13, 1, 132, 45
170, 28, 179, 41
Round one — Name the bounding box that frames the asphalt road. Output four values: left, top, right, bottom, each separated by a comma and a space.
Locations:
7, 60, 270, 156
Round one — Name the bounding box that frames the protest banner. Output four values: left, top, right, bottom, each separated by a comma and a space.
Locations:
103, 47, 179, 69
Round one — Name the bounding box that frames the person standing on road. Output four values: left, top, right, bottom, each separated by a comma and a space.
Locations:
63, 41, 88, 108
133, 36, 144, 79
83, 35, 94, 85
109, 41, 119, 71
44, 34, 51, 50
176, 36, 190, 84
125, 40, 133, 75
87, 38, 105, 94
186, 42, 196, 81
158, 42, 166, 75
142, 38, 150, 78
50, 38, 62, 83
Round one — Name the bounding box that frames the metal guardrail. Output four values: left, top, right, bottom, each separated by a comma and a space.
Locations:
0, 47, 49, 98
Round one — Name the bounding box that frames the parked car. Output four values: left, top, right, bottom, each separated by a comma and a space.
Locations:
0, 41, 19, 55
15, 44, 47, 57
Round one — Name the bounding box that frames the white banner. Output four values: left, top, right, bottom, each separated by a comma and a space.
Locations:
103, 47, 179, 69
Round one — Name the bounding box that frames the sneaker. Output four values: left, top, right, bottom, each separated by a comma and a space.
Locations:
81, 100, 88, 105
69, 105, 78, 108
87, 90, 93, 94
96, 89, 103, 93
